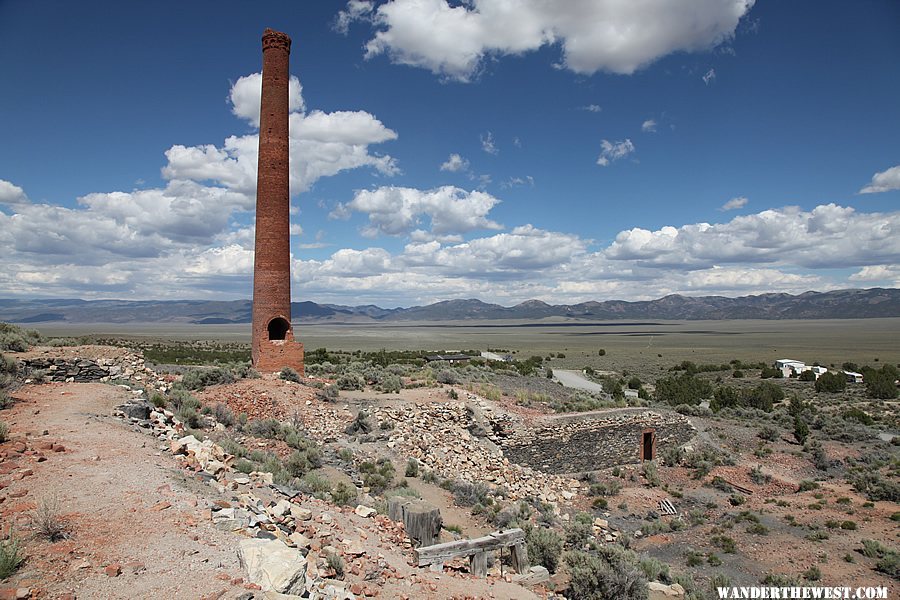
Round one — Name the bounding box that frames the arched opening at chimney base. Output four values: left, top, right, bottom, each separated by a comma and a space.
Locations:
267, 317, 290, 341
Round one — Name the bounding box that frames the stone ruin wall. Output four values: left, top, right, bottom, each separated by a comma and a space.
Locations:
499, 410, 696, 474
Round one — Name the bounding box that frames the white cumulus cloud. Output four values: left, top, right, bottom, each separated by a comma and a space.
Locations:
641, 119, 657, 133
334, 185, 503, 239
859, 164, 900, 194
0, 179, 29, 206
440, 153, 470, 172
162, 72, 399, 196
357, 0, 754, 81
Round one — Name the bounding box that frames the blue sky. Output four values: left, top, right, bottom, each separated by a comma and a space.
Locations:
1, 0, 898, 307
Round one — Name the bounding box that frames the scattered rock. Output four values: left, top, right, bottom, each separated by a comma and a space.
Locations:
238, 538, 307, 595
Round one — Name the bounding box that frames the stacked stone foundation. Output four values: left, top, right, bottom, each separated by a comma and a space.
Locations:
500, 409, 695, 474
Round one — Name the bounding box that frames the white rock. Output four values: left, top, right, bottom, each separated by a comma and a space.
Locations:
290, 505, 313, 521
648, 581, 686, 599
354, 505, 377, 518
238, 538, 307, 594
269, 499, 292, 518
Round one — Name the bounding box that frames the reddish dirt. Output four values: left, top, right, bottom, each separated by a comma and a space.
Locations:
0, 378, 545, 600
0, 383, 246, 599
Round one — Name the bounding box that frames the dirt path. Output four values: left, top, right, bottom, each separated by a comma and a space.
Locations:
1, 380, 545, 600
1, 382, 247, 599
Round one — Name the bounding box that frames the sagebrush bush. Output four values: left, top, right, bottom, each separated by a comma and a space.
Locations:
332, 482, 357, 506
641, 461, 660, 487
527, 527, 563, 573
245, 418, 281, 439
279, 367, 301, 383
359, 459, 395, 494
175, 405, 200, 428
179, 367, 235, 390
336, 372, 365, 391
212, 403, 235, 427
452, 480, 491, 507
0, 421, 8, 443
565, 548, 648, 600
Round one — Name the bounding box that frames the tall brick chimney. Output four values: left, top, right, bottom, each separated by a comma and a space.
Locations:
251, 28, 304, 374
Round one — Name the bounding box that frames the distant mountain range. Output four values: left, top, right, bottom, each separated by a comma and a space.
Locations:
0, 289, 898, 324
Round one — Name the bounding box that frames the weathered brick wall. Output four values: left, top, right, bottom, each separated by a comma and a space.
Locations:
500, 409, 695, 474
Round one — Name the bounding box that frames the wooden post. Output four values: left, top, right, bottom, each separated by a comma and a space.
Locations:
387, 497, 442, 547
469, 551, 488, 577
509, 542, 529, 574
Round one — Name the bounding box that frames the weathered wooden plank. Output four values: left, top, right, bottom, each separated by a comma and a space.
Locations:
723, 479, 753, 495
415, 529, 525, 566
469, 551, 488, 577
509, 542, 529, 575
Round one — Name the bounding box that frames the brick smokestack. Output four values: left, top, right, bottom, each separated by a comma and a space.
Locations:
251, 28, 304, 374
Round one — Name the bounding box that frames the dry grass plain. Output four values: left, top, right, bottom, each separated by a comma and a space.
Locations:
38, 317, 900, 380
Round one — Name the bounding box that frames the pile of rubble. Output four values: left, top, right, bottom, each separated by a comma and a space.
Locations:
372, 400, 582, 506
21, 349, 167, 393
114, 398, 412, 599
196, 379, 353, 442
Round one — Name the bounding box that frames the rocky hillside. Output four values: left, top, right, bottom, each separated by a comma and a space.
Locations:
0, 288, 897, 324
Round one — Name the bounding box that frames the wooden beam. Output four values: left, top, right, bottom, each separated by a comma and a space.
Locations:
415, 529, 526, 567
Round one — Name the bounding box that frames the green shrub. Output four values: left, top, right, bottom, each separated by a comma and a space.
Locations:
150, 393, 167, 408
842, 407, 874, 426
299, 472, 332, 498
324, 551, 345, 578
865, 368, 899, 399
332, 482, 357, 506
815, 371, 846, 393
793, 416, 809, 445
565, 515, 594, 549
590, 480, 623, 497
244, 418, 279, 439
0, 422, 8, 443
758, 425, 779, 442
452, 480, 491, 507
654, 372, 713, 406
684, 549, 704, 567
280, 367, 302, 383
179, 367, 235, 390
802, 565, 821, 581
175, 405, 200, 428
284, 449, 321, 478
711, 535, 737, 553
565, 548, 648, 600
798, 480, 819, 492
527, 527, 563, 573
212, 403, 235, 427
405, 458, 419, 478
234, 458, 255, 474
359, 458, 395, 494
0, 532, 24, 579
642, 461, 660, 487
746, 522, 769, 535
